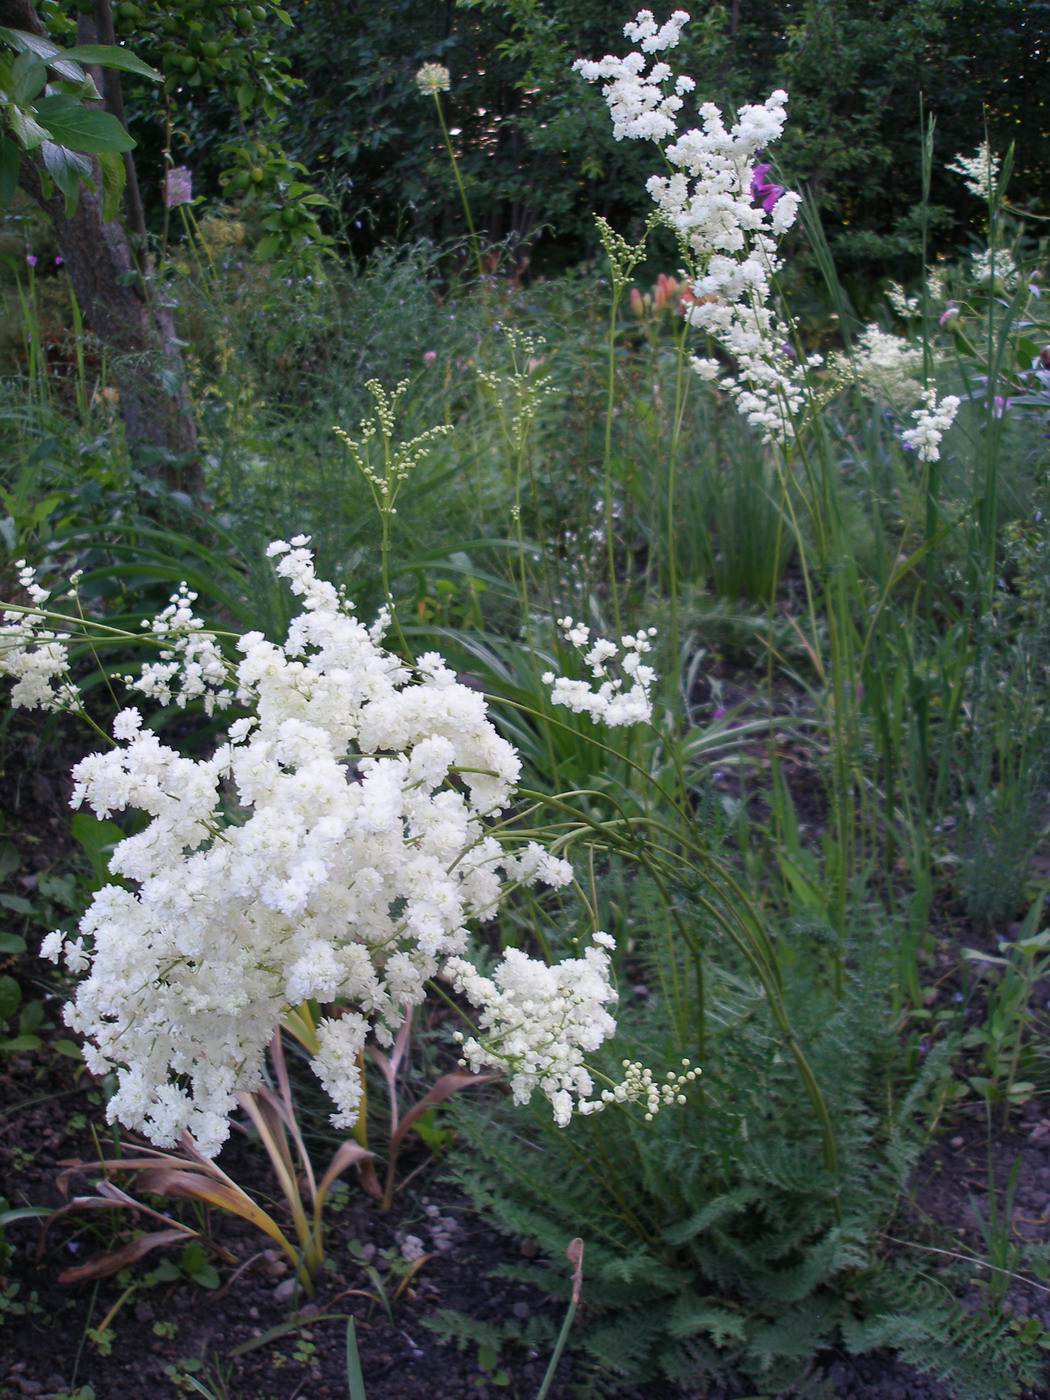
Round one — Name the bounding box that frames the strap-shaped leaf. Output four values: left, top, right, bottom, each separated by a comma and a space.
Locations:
58, 1227, 192, 1284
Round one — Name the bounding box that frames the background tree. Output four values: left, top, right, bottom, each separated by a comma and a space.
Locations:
269, 0, 1050, 283
0, 0, 328, 491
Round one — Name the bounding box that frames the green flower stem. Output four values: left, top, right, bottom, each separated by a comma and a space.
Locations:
430, 90, 485, 283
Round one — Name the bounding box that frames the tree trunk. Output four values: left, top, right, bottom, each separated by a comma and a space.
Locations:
4, 0, 203, 495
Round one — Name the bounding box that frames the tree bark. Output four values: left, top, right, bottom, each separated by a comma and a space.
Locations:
4, 0, 203, 494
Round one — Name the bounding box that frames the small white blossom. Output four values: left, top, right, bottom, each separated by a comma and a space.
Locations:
446, 935, 622, 1125
885, 281, 920, 318
0, 563, 79, 712
129, 582, 233, 716
543, 619, 657, 726
905, 389, 961, 463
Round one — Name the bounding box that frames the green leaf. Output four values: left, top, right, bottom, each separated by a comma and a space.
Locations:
7, 101, 49, 151
53, 1038, 82, 1059
35, 97, 134, 154
11, 50, 46, 105
0, 1033, 40, 1053
254, 233, 281, 261
1016, 336, 1040, 367
40, 139, 91, 214
0, 892, 32, 914
0, 135, 17, 204
61, 45, 162, 82
0, 27, 63, 63
97, 148, 125, 222
72, 813, 123, 886
19, 998, 42, 1032
0, 974, 22, 1021
0, 932, 26, 954
192, 1263, 220, 1289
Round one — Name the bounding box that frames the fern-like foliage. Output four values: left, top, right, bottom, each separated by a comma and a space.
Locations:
443, 917, 1042, 1397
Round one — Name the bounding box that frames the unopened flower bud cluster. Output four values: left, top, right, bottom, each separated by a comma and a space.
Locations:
333, 379, 452, 513
577, 1056, 700, 1121
542, 617, 657, 726
576, 11, 821, 443
25, 540, 632, 1156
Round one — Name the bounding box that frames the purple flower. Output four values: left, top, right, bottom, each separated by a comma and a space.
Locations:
25, 253, 37, 267
54, 254, 63, 267
750, 162, 785, 213
164, 165, 193, 209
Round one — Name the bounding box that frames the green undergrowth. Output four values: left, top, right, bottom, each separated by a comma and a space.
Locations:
442, 914, 1043, 1399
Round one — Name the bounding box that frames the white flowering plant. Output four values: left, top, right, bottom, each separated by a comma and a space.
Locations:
0, 530, 721, 1284
575, 9, 820, 444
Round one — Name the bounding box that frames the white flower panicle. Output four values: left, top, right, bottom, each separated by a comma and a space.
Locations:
446, 935, 620, 1126
572, 11, 693, 144
0, 562, 78, 712
948, 142, 1001, 202
970, 248, 1019, 292
32, 541, 627, 1156
906, 389, 961, 463
542, 617, 657, 727
129, 581, 234, 716
834, 324, 924, 405
575, 11, 818, 443
885, 282, 920, 318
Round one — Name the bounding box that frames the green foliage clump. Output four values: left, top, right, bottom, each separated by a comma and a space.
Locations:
445, 918, 1042, 1398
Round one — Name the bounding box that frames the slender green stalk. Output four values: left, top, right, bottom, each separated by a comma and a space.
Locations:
536, 1244, 583, 1400
429, 89, 485, 284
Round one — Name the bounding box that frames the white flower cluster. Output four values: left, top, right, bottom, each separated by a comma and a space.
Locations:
905, 389, 961, 463
36, 540, 623, 1155
415, 63, 450, 95
970, 248, 1019, 292
0, 562, 78, 712
129, 581, 233, 716
885, 282, 920, 318
576, 11, 819, 443
446, 934, 621, 1126
948, 142, 1001, 202
834, 324, 924, 405
542, 617, 657, 727
572, 10, 693, 143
